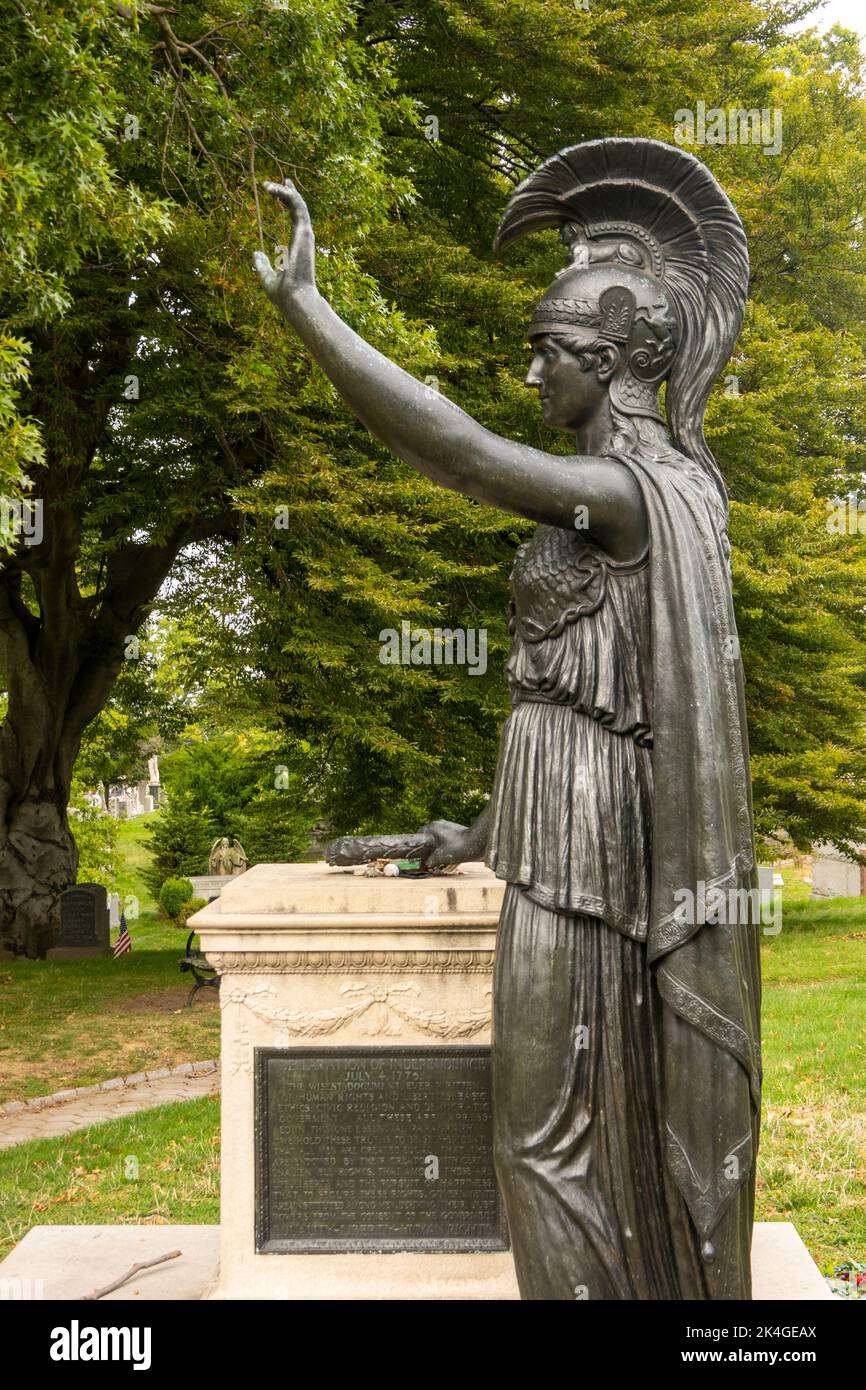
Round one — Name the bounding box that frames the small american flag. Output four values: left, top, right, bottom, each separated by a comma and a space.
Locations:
113, 912, 132, 958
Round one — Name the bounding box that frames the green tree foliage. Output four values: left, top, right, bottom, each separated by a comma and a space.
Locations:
74, 627, 189, 803
179, 896, 208, 927
0, 0, 415, 952
0, 1, 172, 529
145, 795, 217, 896
240, 4, 866, 848
67, 781, 118, 893
1, 1, 865, 954
143, 730, 314, 894
707, 31, 866, 852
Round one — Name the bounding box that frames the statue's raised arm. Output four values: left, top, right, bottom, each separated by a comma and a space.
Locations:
253, 178, 646, 564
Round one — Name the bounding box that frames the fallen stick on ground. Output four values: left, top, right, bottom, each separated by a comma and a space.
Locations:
81, 1249, 182, 1301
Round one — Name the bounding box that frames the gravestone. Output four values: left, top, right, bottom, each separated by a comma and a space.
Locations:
811, 842, 866, 898
255, 1046, 508, 1254
48, 883, 111, 959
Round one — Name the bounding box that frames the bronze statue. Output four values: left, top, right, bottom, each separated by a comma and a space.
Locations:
254, 138, 761, 1301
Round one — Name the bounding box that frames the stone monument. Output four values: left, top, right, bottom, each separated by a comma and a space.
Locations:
192, 862, 518, 1299
48, 883, 111, 959
190, 864, 828, 1303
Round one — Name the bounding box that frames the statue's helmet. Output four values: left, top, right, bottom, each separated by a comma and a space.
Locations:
528, 256, 679, 424
494, 138, 749, 496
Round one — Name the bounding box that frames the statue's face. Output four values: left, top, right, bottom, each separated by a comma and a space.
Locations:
524, 333, 609, 432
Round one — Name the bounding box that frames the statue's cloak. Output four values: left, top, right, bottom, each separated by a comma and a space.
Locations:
618, 446, 762, 1262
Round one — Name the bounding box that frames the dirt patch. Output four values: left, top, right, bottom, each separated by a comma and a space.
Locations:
0, 1058, 47, 1086
119, 987, 219, 1015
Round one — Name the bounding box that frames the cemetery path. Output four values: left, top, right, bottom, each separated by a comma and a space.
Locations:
0, 1062, 219, 1149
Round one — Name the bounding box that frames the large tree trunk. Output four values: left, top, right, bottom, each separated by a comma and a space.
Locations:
0, 316, 240, 956
0, 559, 80, 954
0, 522, 202, 956
0, 567, 107, 956
0, 795, 78, 959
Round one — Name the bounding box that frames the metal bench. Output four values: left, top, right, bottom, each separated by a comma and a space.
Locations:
179, 930, 220, 1007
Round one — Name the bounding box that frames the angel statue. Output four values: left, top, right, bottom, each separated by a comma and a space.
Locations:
208, 837, 233, 876
209, 836, 247, 877
254, 138, 761, 1301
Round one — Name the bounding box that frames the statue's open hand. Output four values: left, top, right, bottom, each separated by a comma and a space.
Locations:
253, 179, 316, 316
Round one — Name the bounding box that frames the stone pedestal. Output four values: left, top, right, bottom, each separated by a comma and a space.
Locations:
191, 862, 514, 1299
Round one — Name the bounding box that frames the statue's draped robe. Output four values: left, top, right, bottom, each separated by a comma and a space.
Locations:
487, 444, 761, 1300
619, 447, 761, 1272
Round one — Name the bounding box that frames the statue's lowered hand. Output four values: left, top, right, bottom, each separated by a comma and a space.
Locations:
324, 820, 473, 869
254, 178, 317, 316
324, 831, 437, 867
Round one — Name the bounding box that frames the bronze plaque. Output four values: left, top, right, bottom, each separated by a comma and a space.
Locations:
254, 1046, 508, 1253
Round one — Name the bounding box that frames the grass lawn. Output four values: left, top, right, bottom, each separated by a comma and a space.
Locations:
114, 812, 185, 951
0, 859, 863, 1277
0, 814, 219, 1104
755, 867, 866, 1274
0, 1098, 219, 1262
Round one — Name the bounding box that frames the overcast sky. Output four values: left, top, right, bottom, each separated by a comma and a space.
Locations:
800, 0, 866, 37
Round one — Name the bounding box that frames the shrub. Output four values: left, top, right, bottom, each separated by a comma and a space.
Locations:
178, 897, 208, 927
159, 877, 195, 925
